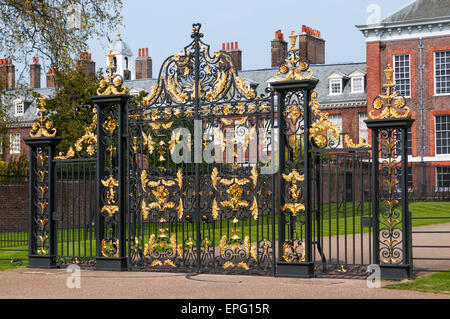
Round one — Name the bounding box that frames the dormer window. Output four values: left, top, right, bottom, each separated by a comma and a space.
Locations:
349, 70, 366, 94
15, 99, 24, 116
330, 79, 342, 95
351, 77, 364, 93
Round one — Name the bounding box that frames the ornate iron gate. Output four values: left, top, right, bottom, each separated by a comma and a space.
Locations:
24, 24, 418, 280
125, 24, 276, 274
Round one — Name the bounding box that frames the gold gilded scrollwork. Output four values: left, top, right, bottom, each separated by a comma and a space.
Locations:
140, 169, 184, 220
282, 241, 306, 263
97, 49, 127, 96
56, 109, 98, 160
210, 167, 259, 220
143, 229, 181, 268
30, 95, 57, 138
219, 234, 257, 270
101, 239, 119, 258
370, 64, 410, 120
101, 175, 119, 217
275, 31, 313, 81
282, 169, 305, 217
309, 92, 370, 149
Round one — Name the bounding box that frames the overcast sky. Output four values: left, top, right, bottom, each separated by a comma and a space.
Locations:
83, 0, 413, 73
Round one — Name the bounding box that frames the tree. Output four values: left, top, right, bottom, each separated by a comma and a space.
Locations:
35, 66, 102, 154
0, 0, 123, 71
0, 0, 123, 154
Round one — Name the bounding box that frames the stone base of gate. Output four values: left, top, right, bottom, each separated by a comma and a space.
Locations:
380, 264, 411, 281
95, 258, 128, 271
276, 262, 314, 278
28, 256, 57, 269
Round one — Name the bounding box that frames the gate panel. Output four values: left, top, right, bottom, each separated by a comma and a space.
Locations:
311, 150, 373, 276
54, 160, 96, 266
126, 24, 276, 274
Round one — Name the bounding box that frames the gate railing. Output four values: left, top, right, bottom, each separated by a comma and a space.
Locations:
24, 27, 414, 280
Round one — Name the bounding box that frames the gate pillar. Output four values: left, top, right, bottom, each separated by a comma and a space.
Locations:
366, 64, 414, 281
92, 54, 130, 271
272, 79, 318, 278
92, 94, 129, 271
25, 95, 61, 268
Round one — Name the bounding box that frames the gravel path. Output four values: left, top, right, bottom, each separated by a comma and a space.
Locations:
0, 268, 448, 299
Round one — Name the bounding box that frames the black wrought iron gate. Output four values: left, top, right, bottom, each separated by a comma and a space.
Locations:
24, 24, 418, 280
125, 25, 276, 274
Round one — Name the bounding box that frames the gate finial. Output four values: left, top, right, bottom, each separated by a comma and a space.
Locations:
369, 64, 410, 119
29, 94, 57, 138
97, 50, 127, 96
275, 31, 313, 81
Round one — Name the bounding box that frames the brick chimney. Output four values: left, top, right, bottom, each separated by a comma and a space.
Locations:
223, 42, 242, 71
46, 68, 58, 88
30, 57, 41, 89
0, 59, 15, 90
271, 30, 288, 68
299, 25, 325, 64
0, 59, 6, 90
135, 48, 152, 79
76, 52, 96, 77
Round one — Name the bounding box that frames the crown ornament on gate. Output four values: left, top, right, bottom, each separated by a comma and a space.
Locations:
275, 31, 313, 81
97, 50, 127, 96
369, 64, 410, 119
29, 95, 57, 138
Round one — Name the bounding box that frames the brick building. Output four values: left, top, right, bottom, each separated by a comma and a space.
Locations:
357, 0, 450, 195
1, 26, 369, 164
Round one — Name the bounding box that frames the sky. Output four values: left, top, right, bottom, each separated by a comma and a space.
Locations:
83, 0, 413, 73
13, 0, 416, 84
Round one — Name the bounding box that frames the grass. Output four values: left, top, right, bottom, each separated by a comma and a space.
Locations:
0, 201, 449, 271
385, 271, 450, 295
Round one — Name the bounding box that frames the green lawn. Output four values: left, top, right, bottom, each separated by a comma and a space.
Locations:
385, 271, 450, 295
0, 201, 449, 271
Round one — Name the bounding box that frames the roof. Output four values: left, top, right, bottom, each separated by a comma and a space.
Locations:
7, 62, 367, 126
108, 32, 133, 56
382, 0, 450, 24
124, 62, 367, 107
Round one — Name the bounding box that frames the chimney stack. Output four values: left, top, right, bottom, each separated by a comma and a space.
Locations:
299, 25, 325, 64
76, 52, 96, 77
222, 42, 242, 71
46, 68, 59, 88
271, 30, 288, 68
0, 58, 15, 90
135, 48, 152, 79
30, 57, 41, 89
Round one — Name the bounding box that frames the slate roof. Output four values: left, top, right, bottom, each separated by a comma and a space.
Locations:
382, 0, 450, 24
6, 62, 367, 126
124, 62, 367, 107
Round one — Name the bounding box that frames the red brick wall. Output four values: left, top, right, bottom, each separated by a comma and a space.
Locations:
366, 36, 450, 158
2, 127, 32, 163
366, 35, 450, 192
0, 182, 29, 233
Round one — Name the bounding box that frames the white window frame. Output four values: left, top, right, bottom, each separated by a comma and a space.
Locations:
393, 54, 411, 98
329, 79, 342, 95
436, 166, 450, 192
9, 133, 20, 154
14, 100, 24, 116
435, 114, 450, 156
434, 50, 450, 96
358, 113, 368, 143
351, 76, 364, 94
328, 113, 343, 147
